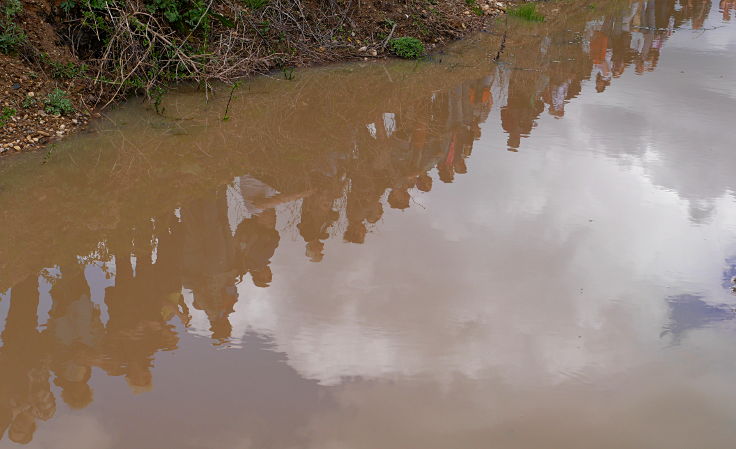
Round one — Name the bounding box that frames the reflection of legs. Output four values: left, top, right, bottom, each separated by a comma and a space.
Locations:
250, 266, 273, 288
239, 208, 279, 287
3, 274, 40, 342
305, 240, 325, 263
2, 275, 47, 445
55, 363, 93, 409
8, 411, 36, 444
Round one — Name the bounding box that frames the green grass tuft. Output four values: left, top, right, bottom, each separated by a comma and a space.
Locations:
0, 106, 16, 127
243, 0, 268, 9
508, 3, 544, 22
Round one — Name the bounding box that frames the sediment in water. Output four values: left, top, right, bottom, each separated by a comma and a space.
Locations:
0, 0, 515, 155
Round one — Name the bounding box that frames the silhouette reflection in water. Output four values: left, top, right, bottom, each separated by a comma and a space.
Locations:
0, 0, 722, 443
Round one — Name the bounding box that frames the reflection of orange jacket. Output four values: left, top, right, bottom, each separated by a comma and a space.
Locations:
482, 88, 492, 107
591, 31, 608, 64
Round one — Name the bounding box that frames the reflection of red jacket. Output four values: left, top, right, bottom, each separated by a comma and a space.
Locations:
591, 31, 608, 65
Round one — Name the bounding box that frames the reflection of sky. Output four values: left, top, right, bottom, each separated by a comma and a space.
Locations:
5, 4, 736, 448
201, 65, 736, 390
0, 289, 9, 330
166, 4, 736, 389
663, 294, 736, 343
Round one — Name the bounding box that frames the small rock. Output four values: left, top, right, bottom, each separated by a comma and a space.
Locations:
27, 91, 35, 97
72, 119, 78, 124
369, 49, 377, 57
358, 46, 368, 52
13, 145, 21, 151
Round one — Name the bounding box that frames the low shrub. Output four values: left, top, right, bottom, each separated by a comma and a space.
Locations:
389, 36, 425, 59
0, 106, 16, 127
44, 89, 75, 115
0, 0, 25, 54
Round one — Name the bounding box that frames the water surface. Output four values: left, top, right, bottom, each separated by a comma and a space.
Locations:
2, 0, 736, 447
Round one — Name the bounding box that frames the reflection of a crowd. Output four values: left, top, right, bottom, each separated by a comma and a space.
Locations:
500, 0, 712, 150
0, 0, 721, 443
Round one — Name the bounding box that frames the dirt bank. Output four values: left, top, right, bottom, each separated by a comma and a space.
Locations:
0, 0, 516, 155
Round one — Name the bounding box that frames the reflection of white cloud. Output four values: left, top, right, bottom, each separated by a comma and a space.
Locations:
212, 126, 736, 387
11, 414, 113, 449
198, 21, 736, 387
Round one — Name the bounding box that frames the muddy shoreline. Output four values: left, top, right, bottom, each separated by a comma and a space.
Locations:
0, 0, 523, 157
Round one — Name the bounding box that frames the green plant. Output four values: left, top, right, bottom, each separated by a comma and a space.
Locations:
222, 80, 241, 121
389, 36, 425, 59
243, 0, 268, 9
281, 66, 295, 80
0, 106, 16, 127
44, 89, 74, 115
151, 86, 166, 115
21, 96, 37, 108
60, 0, 76, 13
41, 144, 56, 164
411, 14, 431, 35
508, 3, 544, 22
465, 0, 484, 16
50, 61, 88, 79
0, 0, 25, 54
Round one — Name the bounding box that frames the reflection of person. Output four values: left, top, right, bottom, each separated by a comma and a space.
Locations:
235, 208, 281, 287
180, 189, 240, 343
298, 179, 341, 262
0, 275, 55, 444
102, 222, 182, 391
591, 30, 612, 92
344, 119, 390, 244
344, 179, 384, 244
46, 258, 103, 410
501, 70, 545, 151
721, 0, 736, 20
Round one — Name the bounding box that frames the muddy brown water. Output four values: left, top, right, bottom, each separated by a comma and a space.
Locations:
2, 0, 736, 447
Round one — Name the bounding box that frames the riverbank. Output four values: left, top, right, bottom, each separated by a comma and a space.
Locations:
0, 0, 516, 156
